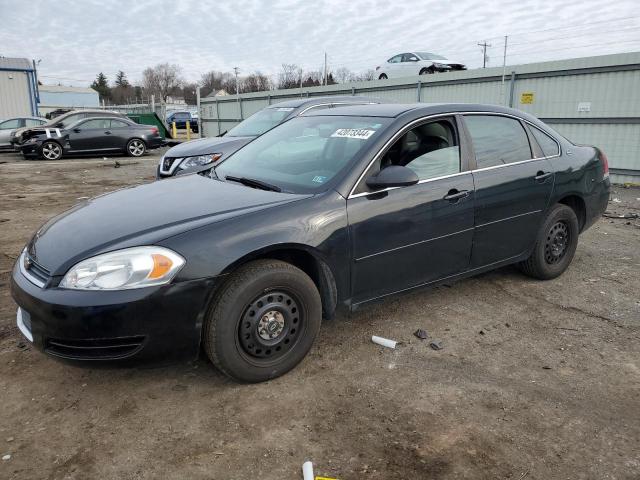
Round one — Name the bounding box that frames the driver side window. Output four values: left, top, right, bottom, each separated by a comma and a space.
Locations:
357, 118, 461, 193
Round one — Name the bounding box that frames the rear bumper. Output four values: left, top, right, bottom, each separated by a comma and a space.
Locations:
582, 177, 610, 231
10, 260, 216, 365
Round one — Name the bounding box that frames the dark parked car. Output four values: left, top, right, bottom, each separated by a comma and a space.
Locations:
11, 103, 609, 382
45, 108, 73, 120
16, 116, 163, 160
166, 111, 197, 132
12, 109, 126, 149
157, 96, 379, 178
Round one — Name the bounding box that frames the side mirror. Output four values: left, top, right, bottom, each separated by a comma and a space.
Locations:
56, 122, 64, 128
366, 165, 419, 190
73, 128, 81, 133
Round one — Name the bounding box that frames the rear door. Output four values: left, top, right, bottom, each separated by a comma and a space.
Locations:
106, 119, 133, 149
347, 116, 475, 305
463, 113, 555, 268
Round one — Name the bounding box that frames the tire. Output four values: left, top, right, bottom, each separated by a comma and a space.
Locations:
40, 141, 63, 160
379, 73, 388, 80
203, 259, 322, 383
420, 67, 435, 75
126, 138, 146, 157
518, 204, 579, 280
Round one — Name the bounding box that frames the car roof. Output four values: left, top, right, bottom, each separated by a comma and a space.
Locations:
301, 102, 533, 119
266, 96, 381, 109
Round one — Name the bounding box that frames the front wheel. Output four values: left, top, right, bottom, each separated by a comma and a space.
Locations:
518, 204, 579, 280
378, 73, 388, 80
203, 259, 322, 382
126, 138, 146, 157
420, 67, 435, 75
40, 141, 63, 160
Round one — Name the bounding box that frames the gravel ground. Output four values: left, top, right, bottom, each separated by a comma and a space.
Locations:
0, 151, 639, 480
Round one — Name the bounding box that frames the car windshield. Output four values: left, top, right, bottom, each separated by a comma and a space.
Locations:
216, 116, 391, 194
173, 112, 191, 119
416, 52, 447, 60
226, 107, 295, 137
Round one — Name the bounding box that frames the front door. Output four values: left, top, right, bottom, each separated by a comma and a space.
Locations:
463, 114, 555, 267
347, 117, 475, 305
67, 118, 113, 152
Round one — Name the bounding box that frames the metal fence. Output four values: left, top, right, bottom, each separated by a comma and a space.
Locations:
200, 52, 640, 184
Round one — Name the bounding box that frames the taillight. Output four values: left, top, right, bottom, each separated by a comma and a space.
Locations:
150, 127, 159, 135
600, 149, 609, 178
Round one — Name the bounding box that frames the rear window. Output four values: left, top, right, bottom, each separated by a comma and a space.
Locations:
464, 115, 532, 168
529, 125, 560, 157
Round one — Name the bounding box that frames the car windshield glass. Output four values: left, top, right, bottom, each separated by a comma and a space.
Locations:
226, 107, 295, 137
173, 113, 190, 119
47, 114, 80, 128
417, 52, 447, 60
217, 116, 391, 194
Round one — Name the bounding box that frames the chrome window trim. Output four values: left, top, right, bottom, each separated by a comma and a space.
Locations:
19, 250, 46, 288
347, 111, 562, 199
298, 102, 377, 115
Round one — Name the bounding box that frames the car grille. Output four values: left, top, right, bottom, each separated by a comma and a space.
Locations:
45, 336, 146, 360
22, 252, 52, 287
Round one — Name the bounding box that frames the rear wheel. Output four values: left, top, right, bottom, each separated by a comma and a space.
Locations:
40, 141, 63, 160
378, 73, 388, 80
518, 204, 579, 280
126, 138, 146, 157
203, 259, 322, 383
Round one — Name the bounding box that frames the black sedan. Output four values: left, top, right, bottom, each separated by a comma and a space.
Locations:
157, 96, 379, 178
11, 103, 610, 382
17, 117, 164, 160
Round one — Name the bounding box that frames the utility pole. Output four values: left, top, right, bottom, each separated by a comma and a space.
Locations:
477, 41, 491, 68
233, 67, 240, 96
323, 52, 327, 86
500, 36, 508, 105
299, 68, 303, 96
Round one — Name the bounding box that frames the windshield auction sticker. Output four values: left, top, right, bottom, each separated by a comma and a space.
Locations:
331, 128, 376, 140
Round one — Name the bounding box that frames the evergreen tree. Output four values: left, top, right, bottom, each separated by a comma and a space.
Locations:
115, 70, 130, 88
90, 72, 111, 102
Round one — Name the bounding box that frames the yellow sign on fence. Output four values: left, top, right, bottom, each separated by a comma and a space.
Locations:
520, 92, 534, 104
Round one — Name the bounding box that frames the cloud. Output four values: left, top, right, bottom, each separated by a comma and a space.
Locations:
0, 0, 638, 87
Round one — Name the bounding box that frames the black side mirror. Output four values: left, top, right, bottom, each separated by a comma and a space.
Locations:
73, 128, 81, 133
56, 122, 64, 128
366, 165, 419, 190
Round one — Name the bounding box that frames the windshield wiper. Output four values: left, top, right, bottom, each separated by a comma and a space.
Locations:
224, 175, 282, 192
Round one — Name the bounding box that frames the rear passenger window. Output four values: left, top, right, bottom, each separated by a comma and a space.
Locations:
465, 115, 532, 168
529, 125, 560, 157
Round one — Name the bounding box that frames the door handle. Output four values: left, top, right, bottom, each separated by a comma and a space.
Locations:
443, 189, 470, 202
535, 171, 553, 182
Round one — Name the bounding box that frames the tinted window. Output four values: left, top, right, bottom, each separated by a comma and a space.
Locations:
0, 119, 21, 129
403, 53, 419, 62
109, 119, 129, 128
80, 119, 110, 129
217, 116, 391, 194
57, 114, 84, 128
25, 118, 46, 127
529, 125, 560, 157
465, 115, 532, 168
375, 120, 460, 183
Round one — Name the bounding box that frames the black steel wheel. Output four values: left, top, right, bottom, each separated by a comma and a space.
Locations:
518, 203, 579, 280
378, 73, 388, 80
203, 259, 322, 382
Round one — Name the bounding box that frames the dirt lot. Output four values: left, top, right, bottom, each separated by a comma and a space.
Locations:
0, 151, 638, 480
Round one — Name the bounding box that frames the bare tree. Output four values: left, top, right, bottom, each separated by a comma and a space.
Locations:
355, 69, 376, 82
242, 71, 271, 93
334, 67, 355, 83
142, 63, 184, 102
278, 64, 302, 89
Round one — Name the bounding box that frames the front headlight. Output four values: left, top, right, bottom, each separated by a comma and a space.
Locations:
178, 153, 222, 170
432, 63, 451, 69
60, 246, 185, 290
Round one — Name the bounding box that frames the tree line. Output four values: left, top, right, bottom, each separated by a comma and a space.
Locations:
90, 63, 376, 105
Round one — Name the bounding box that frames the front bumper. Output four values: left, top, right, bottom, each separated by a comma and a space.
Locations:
10, 260, 216, 365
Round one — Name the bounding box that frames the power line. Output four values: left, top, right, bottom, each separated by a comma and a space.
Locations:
477, 41, 491, 68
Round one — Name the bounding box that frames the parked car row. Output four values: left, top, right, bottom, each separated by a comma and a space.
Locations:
11, 101, 609, 383
2, 109, 163, 160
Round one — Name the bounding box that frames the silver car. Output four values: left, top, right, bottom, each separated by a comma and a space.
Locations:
0, 117, 46, 150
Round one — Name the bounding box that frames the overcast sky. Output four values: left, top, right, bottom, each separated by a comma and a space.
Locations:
1, 0, 639, 87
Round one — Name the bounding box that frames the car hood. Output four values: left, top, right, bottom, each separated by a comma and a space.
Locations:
27, 174, 309, 276
14, 125, 63, 143
438, 59, 465, 66
165, 135, 255, 158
